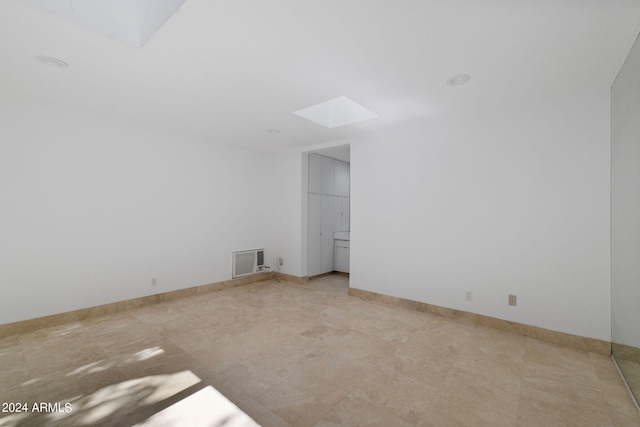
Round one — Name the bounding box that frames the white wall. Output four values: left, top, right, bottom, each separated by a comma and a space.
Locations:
270, 150, 304, 277
350, 88, 611, 341
0, 97, 275, 324
612, 33, 640, 348
1, 86, 614, 344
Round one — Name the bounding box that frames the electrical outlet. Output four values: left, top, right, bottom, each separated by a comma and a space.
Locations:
278, 257, 283, 266
151, 277, 157, 287
465, 290, 472, 301
509, 294, 517, 306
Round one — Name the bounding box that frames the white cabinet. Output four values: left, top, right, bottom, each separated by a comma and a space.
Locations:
333, 196, 343, 232
308, 193, 338, 276
335, 239, 350, 273
335, 160, 350, 197
307, 193, 322, 276
320, 195, 335, 273
308, 154, 322, 194
321, 155, 335, 195
340, 197, 350, 231
309, 154, 349, 197
332, 195, 350, 232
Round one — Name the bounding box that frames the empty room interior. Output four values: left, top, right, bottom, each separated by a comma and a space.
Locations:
2, 1, 640, 426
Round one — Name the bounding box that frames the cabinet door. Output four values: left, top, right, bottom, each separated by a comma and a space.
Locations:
335, 245, 350, 273
333, 196, 344, 231
320, 195, 335, 273
307, 193, 322, 276
308, 154, 322, 194
321, 155, 335, 195
345, 163, 350, 197
340, 197, 350, 231
335, 161, 350, 197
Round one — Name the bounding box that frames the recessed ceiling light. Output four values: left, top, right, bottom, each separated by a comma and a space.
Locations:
293, 96, 377, 129
446, 74, 471, 86
266, 129, 280, 134
36, 55, 69, 69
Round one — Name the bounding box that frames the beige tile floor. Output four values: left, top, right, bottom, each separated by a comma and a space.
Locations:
1, 274, 639, 426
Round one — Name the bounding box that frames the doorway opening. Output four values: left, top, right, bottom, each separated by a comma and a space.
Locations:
304, 145, 350, 284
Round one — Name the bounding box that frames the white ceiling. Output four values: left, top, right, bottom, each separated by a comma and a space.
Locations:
2, 0, 640, 151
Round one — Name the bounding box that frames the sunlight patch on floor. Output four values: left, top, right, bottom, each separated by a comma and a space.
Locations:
62, 346, 165, 377
46, 370, 201, 425
134, 386, 260, 427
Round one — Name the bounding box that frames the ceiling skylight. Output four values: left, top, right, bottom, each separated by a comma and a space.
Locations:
293, 96, 377, 128
25, 0, 185, 48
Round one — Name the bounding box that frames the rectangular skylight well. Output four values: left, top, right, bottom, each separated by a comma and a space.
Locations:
292, 96, 377, 128
26, 0, 186, 48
